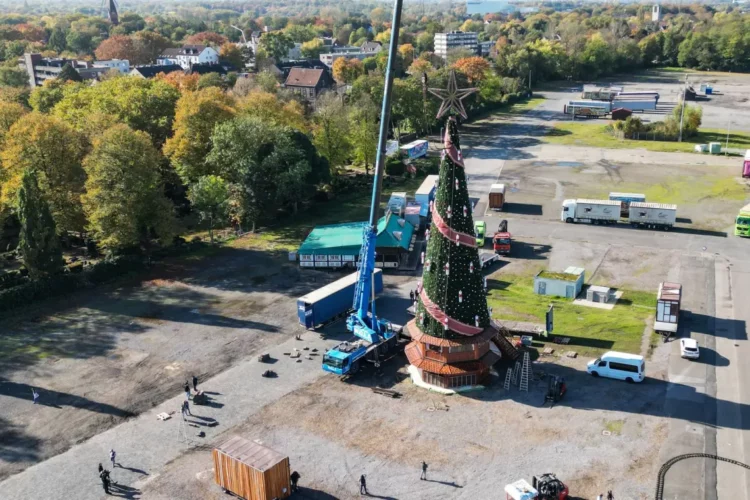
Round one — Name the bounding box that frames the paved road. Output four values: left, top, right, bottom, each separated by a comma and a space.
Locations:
461, 114, 750, 500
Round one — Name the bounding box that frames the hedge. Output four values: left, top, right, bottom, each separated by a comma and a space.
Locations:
0, 255, 146, 313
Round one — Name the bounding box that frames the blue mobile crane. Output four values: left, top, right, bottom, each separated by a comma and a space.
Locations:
322, 0, 405, 377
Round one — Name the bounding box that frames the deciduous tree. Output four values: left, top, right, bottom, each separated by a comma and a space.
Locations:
348, 95, 379, 175
82, 124, 176, 251
133, 31, 172, 64
17, 169, 64, 279
185, 32, 228, 47
164, 87, 236, 184
219, 42, 244, 69
95, 35, 147, 65
312, 92, 350, 171
300, 38, 325, 59
188, 175, 228, 243
1, 113, 87, 233
237, 89, 307, 132
258, 32, 293, 61
154, 71, 200, 92
332, 57, 364, 84
452, 56, 490, 83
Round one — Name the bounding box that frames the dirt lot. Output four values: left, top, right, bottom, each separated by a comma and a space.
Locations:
494, 155, 749, 232
0, 245, 355, 481
536, 69, 750, 132
140, 350, 670, 500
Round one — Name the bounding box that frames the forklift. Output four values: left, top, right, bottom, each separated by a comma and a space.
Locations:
533, 473, 569, 500
542, 375, 566, 408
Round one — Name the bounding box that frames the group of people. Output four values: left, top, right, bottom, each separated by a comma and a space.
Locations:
597, 492, 615, 500
97, 449, 117, 495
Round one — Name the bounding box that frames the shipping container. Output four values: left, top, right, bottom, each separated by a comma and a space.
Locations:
404, 201, 421, 230
297, 269, 383, 329
415, 175, 439, 217
611, 98, 657, 112
400, 139, 429, 159
387, 192, 406, 216
628, 202, 677, 230
561, 199, 620, 224
655, 282, 681, 336
489, 183, 506, 210
213, 436, 291, 500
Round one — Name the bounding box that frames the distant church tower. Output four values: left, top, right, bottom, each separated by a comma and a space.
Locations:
652, 4, 662, 22
107, 0, 119, 25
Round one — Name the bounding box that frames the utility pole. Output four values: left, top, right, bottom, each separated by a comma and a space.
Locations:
678, 74, 687, 142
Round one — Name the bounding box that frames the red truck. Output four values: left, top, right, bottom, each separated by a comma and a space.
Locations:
492, 220, 512, 255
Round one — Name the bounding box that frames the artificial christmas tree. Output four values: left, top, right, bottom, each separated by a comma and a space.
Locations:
405, 117, 504, 392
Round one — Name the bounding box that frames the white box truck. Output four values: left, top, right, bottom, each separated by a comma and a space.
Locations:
628, 202, 677, 230
561, 199, 620, 225
387, 192, 407, 216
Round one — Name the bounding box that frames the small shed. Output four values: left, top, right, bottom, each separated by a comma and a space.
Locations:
587, 285, 615, 303
610, 107, 632, 121
534, 267, 585, 298
213, 436, 291, 500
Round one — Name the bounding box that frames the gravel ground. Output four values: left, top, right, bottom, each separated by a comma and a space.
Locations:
534, 69, 750, 132
0, 247, 364, 481
141, 350, 670, 500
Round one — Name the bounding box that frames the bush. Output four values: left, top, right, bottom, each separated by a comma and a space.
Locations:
412, 156, 440, 176
0, 255, 145, 313
0, 270, 28, 291
385, 156, 405, 176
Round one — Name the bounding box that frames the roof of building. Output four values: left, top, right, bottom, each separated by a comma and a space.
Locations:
215, 436, 287, 471
159, 45, 209, 58
361, 41, 382, 52
188, 63, 227, 75
131, 64, 182, 78
284, 67, 326, 87
298, 213, 414, 256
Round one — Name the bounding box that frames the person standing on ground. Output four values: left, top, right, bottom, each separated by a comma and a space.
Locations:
359, 474, 367, 495
409, 290, 414, 302
607, 491, 614, 500
192, 375, 198, 392
98, 463, 103, 474
184, 381, 191, 399
290, 471, 301, 492
31, 388, 39, 404
183, 399, 191, 416
420, 461, 428, 480
100, 469, 111, 495
109, 449, 116, 469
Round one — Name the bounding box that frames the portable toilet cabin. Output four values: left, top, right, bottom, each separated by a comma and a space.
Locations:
743, 150, 750, 178
213, 436, 291, 500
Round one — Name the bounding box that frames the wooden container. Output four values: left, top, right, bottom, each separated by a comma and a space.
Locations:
213, 436, 291, 500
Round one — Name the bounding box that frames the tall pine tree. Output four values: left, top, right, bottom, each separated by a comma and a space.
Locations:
17, 169, 64, 279
414, 117, 490, 339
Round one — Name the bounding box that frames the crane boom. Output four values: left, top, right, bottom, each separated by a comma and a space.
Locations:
347, 0, 404, 345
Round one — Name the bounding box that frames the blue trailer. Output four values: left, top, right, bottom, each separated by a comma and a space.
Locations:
297, 269, 383, 329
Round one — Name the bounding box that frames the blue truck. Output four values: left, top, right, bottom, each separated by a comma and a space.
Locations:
297, 269, 383, 329
322, 322, 399, 376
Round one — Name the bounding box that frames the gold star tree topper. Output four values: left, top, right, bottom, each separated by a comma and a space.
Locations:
428, 69, 477, 120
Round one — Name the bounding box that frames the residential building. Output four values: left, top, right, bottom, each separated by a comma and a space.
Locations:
434, 31, 479, 59
283, 67, 333, 102
318, 46, 372, 68
478, 41, 496, 58
274, 60, 330, 80
22, 54, 108, 87
360, 41, 383, 54
157, 45, 219, 70
129, 64, 182, 79
93, 59, 130, 74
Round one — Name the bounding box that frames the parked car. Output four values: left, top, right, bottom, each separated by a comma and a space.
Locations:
474, 221, 486, 247
680, 338, 700, 359
587, 351, 645, 383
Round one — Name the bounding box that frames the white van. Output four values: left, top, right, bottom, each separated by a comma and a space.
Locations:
587, 351, 645, 383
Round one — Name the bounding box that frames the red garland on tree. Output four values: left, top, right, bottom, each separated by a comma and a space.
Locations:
404, 117, 505, 391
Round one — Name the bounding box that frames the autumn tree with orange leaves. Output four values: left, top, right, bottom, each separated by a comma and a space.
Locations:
184, 32, 228, 47
332, 58, 364, 84
452, 56, 491, 83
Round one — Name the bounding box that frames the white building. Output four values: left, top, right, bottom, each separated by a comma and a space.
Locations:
157, 45, 219, 70
93, 59, 130, 74
434, 31, 479, 59
652, 4, 662, 22
319, 46, 370, 68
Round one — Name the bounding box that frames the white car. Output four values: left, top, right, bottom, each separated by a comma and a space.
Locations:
680, 338, 700, 359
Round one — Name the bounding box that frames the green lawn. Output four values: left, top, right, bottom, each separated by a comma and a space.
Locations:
503, 97, 546, 114
545, 122, 750, 154
486, 275, 655, 357
580, 175, 747, 205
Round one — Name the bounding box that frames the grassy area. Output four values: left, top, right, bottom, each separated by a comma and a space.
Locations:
604, 419, 625, 435
545, 121, 750, 154
503, 97, 546, 114
581, 175, 747, 205
486, 275, 654, 357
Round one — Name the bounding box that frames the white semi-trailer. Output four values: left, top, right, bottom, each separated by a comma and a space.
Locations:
627, 202, 677, 230
561, 199, 621, 224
